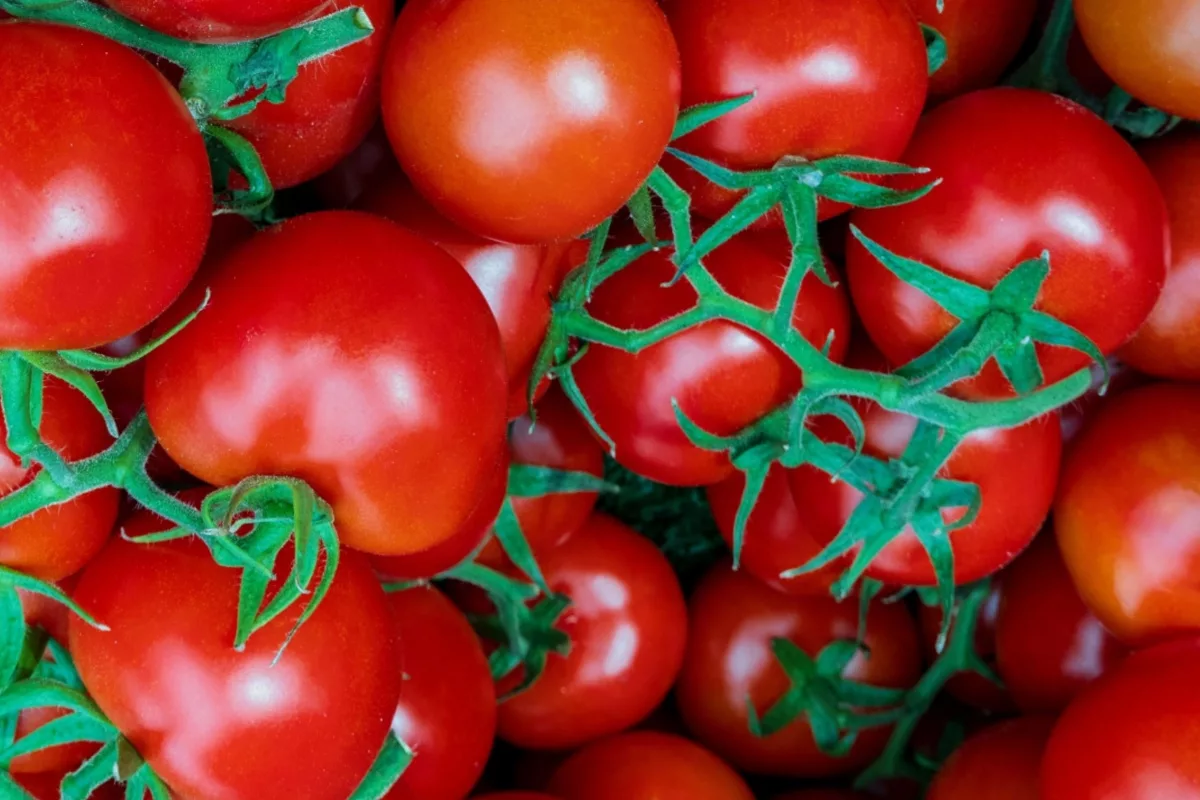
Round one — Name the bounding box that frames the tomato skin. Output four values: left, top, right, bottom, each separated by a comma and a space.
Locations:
102, 0, 328, 41
496, 514, 687, 751
676, 563, 922, 778
1120, 133, 1200, 380
0, 23, 211, 351
906, 0, 1038, 99
382, 0, 680, 244
927, 717, 1053, 800
847, 88, 1168, 399
574, 233, 850, 486
546, 731, 754, 800
145, 212, 508, 558
917, 584, 1013, 713
1055, 383, 1200, 647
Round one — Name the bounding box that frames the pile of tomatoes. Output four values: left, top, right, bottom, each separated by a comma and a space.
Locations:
1, 0, 1199, 798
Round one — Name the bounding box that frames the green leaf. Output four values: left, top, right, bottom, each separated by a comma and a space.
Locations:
0, 711, 114, 764
813, 155, 931, 177
58, 290, 212, 372
729, 461, 770, 571
492, 501, 551, 595
922, 24, 949, 75
818, 173, 940, 209
664, 148, 764, 191
909, 513, 958, 652
627, 186, 656, 243
0, 679, 112, 725
671, 93, 755, 140
849, 226, 990, 319
17, 352, 118, 438
0, 567, 109, 631
506, 465, 613, 498
63, 741, 119, 800
0, 586, 25, 687
670, 399, 736, 453
990, 253, 1050, 312
347, 733, 415, 800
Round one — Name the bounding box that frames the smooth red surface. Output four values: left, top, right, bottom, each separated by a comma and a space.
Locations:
917, 583, 1013, 713
0, 23, 211, 350
927, 717, 1053, 800
103, 0, 328, 41
906, 0, 1038, 98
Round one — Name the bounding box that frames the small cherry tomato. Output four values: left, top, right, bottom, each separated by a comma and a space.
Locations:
906, 0, 1038, 99
927, 716, 1054, 800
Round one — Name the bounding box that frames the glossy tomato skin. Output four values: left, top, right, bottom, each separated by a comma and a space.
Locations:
382, 0, 680, 244
497, 514, 688, 750
547, 731, 754, 800
1055, 383, 1200, 647
69, 519, 401, 800
676, 563, 922, 778
145, 212, 508, 558
0, 23, 211, 350
103, 0, 328, 41
917, 583, 1013, 713
906, 0, 1038, 99
383, 586, 496, 800
574, 233, 850, 486
1120, 133, 1200, 379
927, 717, 1054, 800
848, 88, 1168, 399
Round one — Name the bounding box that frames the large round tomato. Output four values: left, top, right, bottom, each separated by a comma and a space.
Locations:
381, 0, 680, 244
144, 212, 509, 558
1120, 132, 1200, 379
496, 514, 687, 750
546, 731, 754, 800
102, 0, 328, 41
69, 514, 402, 800
906, 0, 1038, 99
1055, 383, 1200, 647
847, 88, 1168, 399
676, 563, 922, 778
917, 583, 1013, 713
0, 23, 211, 350
574, 232, 850, 486
927, 716, 1053, 800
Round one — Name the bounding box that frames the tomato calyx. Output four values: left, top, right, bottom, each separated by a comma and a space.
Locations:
346, 732, 415, 800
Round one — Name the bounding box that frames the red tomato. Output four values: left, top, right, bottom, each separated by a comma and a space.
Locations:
547, 731, 754, 800
906, 0, 1038, 99
927, 716, 1053, 800
382, 0, 680, 244
917, 583, 1013, 713
383, 586, 496, 800
224, 0, 393, 190
847, 88, 1168, 399
496, 514, 687, 750
314, 123, 400, 209
1059, 359, 1148, 444
69, 514, 402, 800
664, 0, 928, 225
102, 0, 328, 41
1041, 637, 1200, 797
0, 23, 211, 350
144, 212, 509, 558
676, 563, 922, 778
574, 233, 851, 486
1120, 133, 1200, 380
1055, 383, 1200, 647
14, 771, 120, 800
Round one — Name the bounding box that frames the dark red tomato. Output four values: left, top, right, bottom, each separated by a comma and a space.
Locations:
0, 23, 211, 350
496, 514, 687, 750
574, 233, 850, 487
995, 534, 1127, 713
665, 0, 928, 225
676, 563, 922, 778
1120, 133, 1200, 379
14, 770, 120, 800
706, 463, 849, 596
314, 123, 400, 209
1055, 383, 1200, 647
144, 212, 509, 558
547, 731, 754, 800
472, 794, 560, 800
927, 717, 1053, 800
1042, 637, 1200, 797
225, 0, 394, 190
917, 583, 1013, 713
359, 174, 566, 418
103, 0, 328, 41
69, 513, 402, 800
847, 88, 1169, 399
382, 0, 680, 244
383, 586, 496, 800
906, 0, 1038, 99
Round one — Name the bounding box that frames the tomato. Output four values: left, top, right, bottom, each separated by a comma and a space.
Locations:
546, 731, 754, 800
69, 512, 401, 800
906, 0, 1038, 99
18, 584, 72, 646
1059, 359, 1147, 444
145, 211, 509, 558
706, 462, 848, 596
381, 0, 680, 244
574, 232, 850, 487
0, 23, 211, 351
1119, 133, 1200, 379
1042, 637, 1200, 798
676, 563, 922, 778
14, 771, 120, 800
1055, 383, 1200, 647
102, 0, 328, 41
315, 123, 400, 209
383, 586, 496, 800
917, 583, 1013, 713
847, 88, 1168, 399
496, 514, 687, 750
927, 716, 1053, 800
359, 174, 566, 418
664, 0, 927, 225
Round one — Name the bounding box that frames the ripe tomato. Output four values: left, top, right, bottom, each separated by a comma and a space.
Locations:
0, 23, 211, 350
676, 563, 922, 778
1120, 133, 1200, 380
383, 586, 496, 800
546, 731, 754, 800
69, 514, 402, 800
847, 88, 1168, 399
927, 716, 1053, 800
102, 0, 328, 41
381, 0, 680, 244
1055, 383, 1200, 647
145, 212, 509, 558
496, 514, 687, 750
574, 233, 850, 487
906, 0, 1038, 99
917, 583, 1013, 713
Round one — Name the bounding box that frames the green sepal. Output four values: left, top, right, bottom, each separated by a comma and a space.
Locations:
0, 586, 24, 689
347, 732, 415, 800
922, 24, 949, 75
727, 458, 770, 571
491, 500, 551, 595
671, 93, 756, 141
0, 710, 114, 764
0, 567, 109, 631
17, 352, 118, 438
63, 741, 120, 800
0, 771, 35, 800
57, 290, 212, 372
506, 465, 614, 498
627, 185, 656, 243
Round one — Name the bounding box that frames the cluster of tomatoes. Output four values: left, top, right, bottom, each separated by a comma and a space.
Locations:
2, 0, 1200, 798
